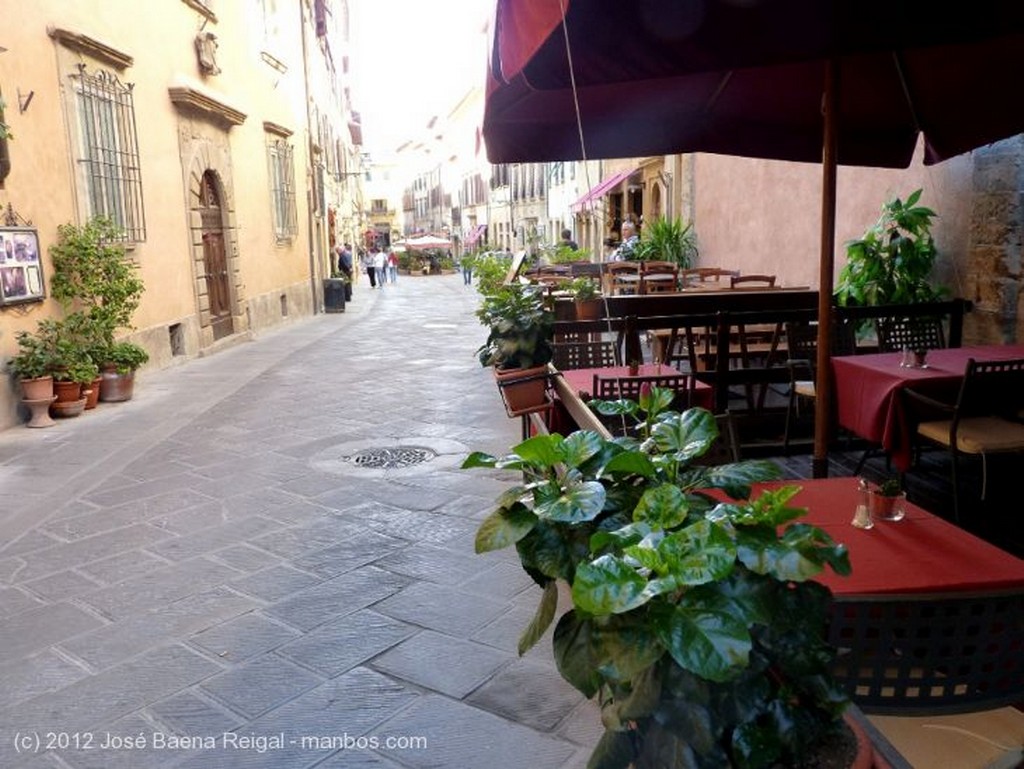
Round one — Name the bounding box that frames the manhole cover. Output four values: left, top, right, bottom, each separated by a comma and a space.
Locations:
342, 446, 437, 469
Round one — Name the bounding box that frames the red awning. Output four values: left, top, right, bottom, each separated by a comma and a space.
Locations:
465, 224, 487, 247
571, 169, 635, 213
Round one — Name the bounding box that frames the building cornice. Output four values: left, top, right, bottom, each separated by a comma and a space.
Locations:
169, 85, 246, 128
48, 26, 133, 70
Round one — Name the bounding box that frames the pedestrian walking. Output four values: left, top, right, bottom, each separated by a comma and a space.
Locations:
373, 247, 387, 288
362, 248, 377, 288
387, 250, 399, 284
461, 254, 474, 286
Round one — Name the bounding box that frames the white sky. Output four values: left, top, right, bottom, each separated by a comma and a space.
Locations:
348, 0, 493, 159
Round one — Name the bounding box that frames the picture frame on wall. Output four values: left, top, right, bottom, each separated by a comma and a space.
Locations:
0, 227, 45, 306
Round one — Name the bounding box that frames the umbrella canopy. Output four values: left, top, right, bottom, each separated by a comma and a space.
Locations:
403, 235, 453, 251
486, 0, 1024, 166
484, 0, 1024, 475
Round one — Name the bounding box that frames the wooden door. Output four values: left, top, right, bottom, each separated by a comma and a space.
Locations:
199, 172, 233, 340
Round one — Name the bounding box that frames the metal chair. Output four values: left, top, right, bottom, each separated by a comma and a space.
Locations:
875, 316, 946, 353
902, 356, 1024, 522
551, 340, 619, 370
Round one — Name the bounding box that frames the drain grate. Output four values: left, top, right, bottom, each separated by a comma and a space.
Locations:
342, 446, 437, 469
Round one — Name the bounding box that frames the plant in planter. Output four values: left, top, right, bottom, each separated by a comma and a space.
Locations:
634, 215, 699, 268
866, 477, 906, 522
98, 340, 149, 402
476, 283, 554, 416
8, 330, 56, 395
566, 276, 603, 320
835, 189, 946, 331
464, 388, 857, 769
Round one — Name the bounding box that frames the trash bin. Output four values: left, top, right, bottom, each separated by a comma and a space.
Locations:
323, 278, 347, 313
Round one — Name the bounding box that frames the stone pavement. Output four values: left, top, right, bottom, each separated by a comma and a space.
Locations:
0, 274, 600, 769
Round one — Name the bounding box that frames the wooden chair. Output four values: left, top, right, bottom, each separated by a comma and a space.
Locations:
605, 261, 641, 295
730, 274, 776, 289
875, 316, 946, 353
782, 320, 858, 453
681, 267, 738, 286
551, 340, 619, 370
902, 356, 1024, 522
639, 261, 679, 294
591, 373, 694, 435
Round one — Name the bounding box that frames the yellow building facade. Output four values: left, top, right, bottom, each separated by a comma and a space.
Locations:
0, 0, 361, 431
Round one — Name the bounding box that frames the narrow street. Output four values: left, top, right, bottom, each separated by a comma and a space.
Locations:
0, 274, 597, 769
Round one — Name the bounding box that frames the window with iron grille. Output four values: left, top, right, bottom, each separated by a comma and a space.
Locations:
73, 64, 146, 242
267, 138, 297, 240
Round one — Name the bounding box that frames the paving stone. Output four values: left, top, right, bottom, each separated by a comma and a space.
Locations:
292, 528, 407, 577
57, 713, 179, 769
0, 649, 90, 707
24, 570, 103, 602
77, 557, 243, 620
0, 644, 222, 766
0, 603, 105, 666
469, 601, 547, 654
461, 559, 538, 600
374, 542, 489, 585
209, 543, 281, 573
314, 751, 405, 768
374, 694, 577, 769
466, 657, 586, 730
82, 473, 208, 508
355, 482, 461, 513
152, 501, 231, 535
264, 566, 410, 631
200, 655, 322, 718
77, 550, 171, 586
61, 587, 256, 670
276, 609, 417, 676
229, 564, 322, 602
0, 556, 25, 584
0, 585, 45, 617
145, 516, 283, 562
148, 690, 243, 735
15, 524, 173, 582
0, 530, 63, 556
374, 580, 512, 637
172, 667, 419, 769
371, 629, 512, 698
190, 612, 301, 662
250, 518, 359, 560
556, 698, 605, 750
276, 472, 353, 497
189, 470, 280, 500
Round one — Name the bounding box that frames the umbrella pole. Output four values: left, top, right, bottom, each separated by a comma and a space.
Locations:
813, 59, 839, 479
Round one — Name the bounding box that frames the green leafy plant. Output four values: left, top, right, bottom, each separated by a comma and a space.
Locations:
835, 189, 946, 312
634, 215, 699, 268
876, 477, 902, 497
34, 319, 100, 384
566, 276, 601, 302
7, 331, 56, 380
472, 251, 514, 296
475, 283, 554, 370
49, 217, 146, 347
464, 389, 852, 769
102, 341, 150, 374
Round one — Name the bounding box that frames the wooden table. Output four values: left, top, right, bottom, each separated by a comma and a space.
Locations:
831, 345, 1024, 471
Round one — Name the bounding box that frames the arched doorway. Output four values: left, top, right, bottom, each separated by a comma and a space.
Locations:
199, 170, 233, 340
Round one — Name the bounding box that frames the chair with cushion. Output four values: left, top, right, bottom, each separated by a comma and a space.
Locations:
902, 356, 1024, 522
875, 316, 946, 353
639, 261, 679, 294
551, 340, 619, 370
782, 320, 858, 453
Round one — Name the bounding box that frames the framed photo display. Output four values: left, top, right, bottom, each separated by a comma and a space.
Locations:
0, 227, 45, 306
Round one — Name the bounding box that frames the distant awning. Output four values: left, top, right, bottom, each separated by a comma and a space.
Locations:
571, 168, 636, 213
348, 120, 363, 146
465, 224, 487, 247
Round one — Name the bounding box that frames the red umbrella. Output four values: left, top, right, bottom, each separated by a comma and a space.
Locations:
484, 0, 1024, 475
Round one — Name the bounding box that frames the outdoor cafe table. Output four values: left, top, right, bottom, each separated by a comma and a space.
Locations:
747, 477, 1024, 596
831, 344, 1024, 472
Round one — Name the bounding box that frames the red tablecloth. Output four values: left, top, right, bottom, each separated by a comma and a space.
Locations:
831, 345, 1024, 471
746, 478, 1024, 596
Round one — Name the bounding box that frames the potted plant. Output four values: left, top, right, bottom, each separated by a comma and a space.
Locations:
476, 283, 554, 416
566, 276, 603, 321
634, 214, 699, 268
98, 340, 149, 402
8, 330, 56, 400
464, 388, 865, 769
835, 189, 947, 332
866, 477, 906, 522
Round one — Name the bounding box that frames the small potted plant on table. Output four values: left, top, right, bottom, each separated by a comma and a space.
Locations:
866, 477, 906, 521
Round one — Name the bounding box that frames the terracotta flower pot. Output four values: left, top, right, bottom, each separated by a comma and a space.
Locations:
575, 298, 603, 321
99, 367, 135, 402
53, 379, 83, 404
84, 375, 103, 409
19, 375, 54, 401
494, 364, 550, 417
